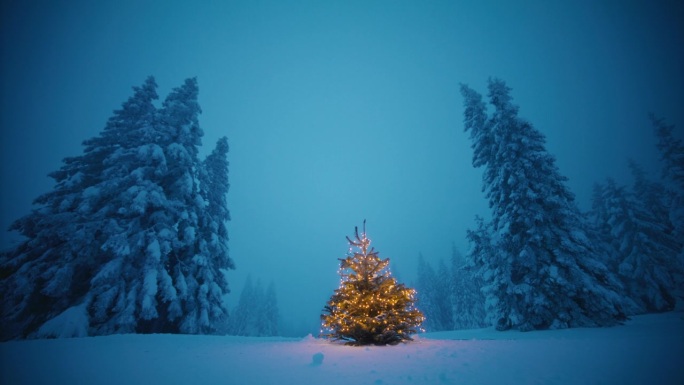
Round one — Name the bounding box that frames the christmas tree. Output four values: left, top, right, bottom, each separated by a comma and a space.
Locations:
321, 222, 424, 345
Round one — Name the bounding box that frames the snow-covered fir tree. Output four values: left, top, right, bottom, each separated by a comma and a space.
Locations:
652, 115, 684, 269
415, 256, 453, 331
629, 161, 682, 276
192, 136, 234, 333
260, 281, 280, 337
228, 276, 280, 337
450, 245, 487, 330
628, 160, 675, 234
591, 178, 679, 313
128, 77, 207, 333
416, 247, 486, 332
0, 76, 162, 339
199, 137, 233, 276
228, 275, 258, 336
460, 79, 627, 331
415, 254, 439, 331
434, 259, 454, 330
86, 77, 179, 335
587, 183, 623, 275
465, 216, 508, 328
653, 114, 684, 192
0, 77, 234, 340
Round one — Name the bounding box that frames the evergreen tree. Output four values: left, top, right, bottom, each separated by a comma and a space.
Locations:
587, 183, 623, 274
460, 79, 627, 331
153, 77, 205, 333
652, 115, 684, 269
595, 178, 679, 312
434, 259, 454, 330
1, 77, 162, 339
191, 136, 234, 333
628, 160, 681, 271
415, 254, 440, 331
228, 277, 279, 337
415, 256, 453, 331
260, 281, 280, 337
415, 246, 487, 332
321, 222, 424, 345
465, 216, 508, 329
652, 114, 684, 190
0, 77, 233, 340
199, 137, 233, 276
628, 160, 674, 231
450, 245, 486, 330
229, 275, 258, 336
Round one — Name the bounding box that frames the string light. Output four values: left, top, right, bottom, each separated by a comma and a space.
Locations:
321, 222, 424, 346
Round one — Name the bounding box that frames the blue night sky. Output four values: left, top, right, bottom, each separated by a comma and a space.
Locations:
1, 0, 683, 334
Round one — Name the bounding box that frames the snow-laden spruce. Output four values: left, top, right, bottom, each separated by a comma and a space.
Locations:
590, 174, 679, 313
228, 276, 279, 337
460, 79, 628, 331
652, 115, 684, 275
0, 77, 234, 340
449, 246, 487, 330
416, 254, 444, 331
415, 247, 486, 332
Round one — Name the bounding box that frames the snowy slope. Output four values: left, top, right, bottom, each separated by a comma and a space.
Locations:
1, 312, 682, 385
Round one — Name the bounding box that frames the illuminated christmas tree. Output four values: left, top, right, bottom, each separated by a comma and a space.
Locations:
321, 222, 424, 345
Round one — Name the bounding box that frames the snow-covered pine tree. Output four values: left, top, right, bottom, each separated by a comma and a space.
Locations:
653, 114, 684, 191
434, 259, 454, 330
629, 160, 681, 277
228, 277, 279, 336
194, 137, 235, 332
460, 79, 627, 331
198, 137, 233, 276
181, 136, 235, 334
450, 244, 486, 329
595, 178, 679, 312
628, 161, 675, 233
228, 275, 258, 336
0, 77, 233, 340
465, 216, 509, 329
86, 76, 179, 335
154, 77, 233, 334
415, 254, 440, 331
652, 115, 684, 271
587, 183, 623, 275
260, 281, 280, 336
415, 256, 453, 332
0, 77, 162, 339
91, 77, 209, 335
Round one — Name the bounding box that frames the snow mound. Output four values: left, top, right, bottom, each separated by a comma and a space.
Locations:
34, 304, 89, 339
310, 352, 324, 366
301, 333, 317, 342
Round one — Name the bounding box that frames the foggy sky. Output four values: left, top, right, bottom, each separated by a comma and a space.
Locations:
1, 0, 683, 335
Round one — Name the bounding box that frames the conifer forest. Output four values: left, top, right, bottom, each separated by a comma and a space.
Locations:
1, 1, 682, 346
1, 76, 682, 341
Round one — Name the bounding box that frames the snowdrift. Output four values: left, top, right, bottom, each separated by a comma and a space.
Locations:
1, 312, 682, 385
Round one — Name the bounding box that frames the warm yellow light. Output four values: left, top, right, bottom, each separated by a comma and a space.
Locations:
321, 223, 424, 345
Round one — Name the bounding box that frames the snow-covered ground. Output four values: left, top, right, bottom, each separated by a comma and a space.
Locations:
2, 311, 682, 385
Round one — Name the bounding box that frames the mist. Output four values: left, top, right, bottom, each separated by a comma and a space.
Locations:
1, 0, 682, 335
